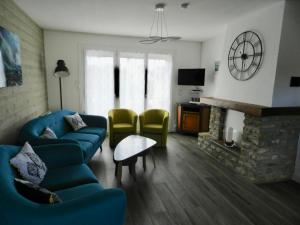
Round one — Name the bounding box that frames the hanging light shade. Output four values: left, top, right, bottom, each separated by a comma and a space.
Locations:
139, 3, 181, 44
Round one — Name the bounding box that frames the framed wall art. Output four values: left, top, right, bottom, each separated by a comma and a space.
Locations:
0, 26, 22, 88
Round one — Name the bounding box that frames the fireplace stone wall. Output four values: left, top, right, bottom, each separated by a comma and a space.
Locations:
208, 106, 226, 140
198, 106, 300, 183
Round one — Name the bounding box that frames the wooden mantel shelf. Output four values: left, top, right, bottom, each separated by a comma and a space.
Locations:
200, 97, 300, 117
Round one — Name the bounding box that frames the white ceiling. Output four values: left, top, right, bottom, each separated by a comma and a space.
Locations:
14, 0, 282, 41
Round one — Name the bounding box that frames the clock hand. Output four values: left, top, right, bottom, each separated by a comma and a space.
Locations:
242, 33, 246, 55
242, 59, 245, 71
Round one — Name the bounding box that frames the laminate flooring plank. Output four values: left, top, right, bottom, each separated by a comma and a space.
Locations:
154, 183, 194, 225
259, 181, 300, 213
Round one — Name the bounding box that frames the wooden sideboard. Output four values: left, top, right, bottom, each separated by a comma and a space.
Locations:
177, 103, 210, 135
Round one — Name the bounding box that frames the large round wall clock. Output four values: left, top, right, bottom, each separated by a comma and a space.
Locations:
228, 31, 263, 81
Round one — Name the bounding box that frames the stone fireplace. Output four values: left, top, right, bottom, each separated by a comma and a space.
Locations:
198, 97, 300, 184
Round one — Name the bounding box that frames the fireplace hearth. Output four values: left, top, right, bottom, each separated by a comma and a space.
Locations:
198, 97, 300, 184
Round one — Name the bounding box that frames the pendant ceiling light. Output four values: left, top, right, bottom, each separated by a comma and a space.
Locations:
139, 3, 181, 44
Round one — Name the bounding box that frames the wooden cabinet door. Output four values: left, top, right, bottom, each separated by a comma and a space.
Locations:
182, 112, 200, 133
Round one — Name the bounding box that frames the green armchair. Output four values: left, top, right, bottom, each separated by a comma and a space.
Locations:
108, 109, 138, 147
139, 109, 169, 147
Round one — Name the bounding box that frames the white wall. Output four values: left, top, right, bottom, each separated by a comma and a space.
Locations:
272, 0, 300, 107
44, 30, 202, 130
274, 0, 300, 183
214, 1, 285, 107
200, 34, 226, 97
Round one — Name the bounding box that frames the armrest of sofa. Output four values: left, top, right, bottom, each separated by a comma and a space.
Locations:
29, 138, 78, 146
3, 188, 126, 225
52, 188, 126, 225
80, 114, 107, 129
33, 144, 83, 169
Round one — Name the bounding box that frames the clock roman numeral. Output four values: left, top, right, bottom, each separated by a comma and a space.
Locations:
253, 41, 261, 47
254, 52, 262, 57
229, 65, 235, 71
248, 32, 254, 42
243, 33, 246, 41
251, 62, 258, 67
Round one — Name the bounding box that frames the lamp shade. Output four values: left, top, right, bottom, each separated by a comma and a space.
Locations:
54, 60, 70, 78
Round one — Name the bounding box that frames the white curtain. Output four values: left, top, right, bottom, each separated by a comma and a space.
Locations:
147, 53, 172, 114
0, 50, 6, 88
119, 52, 145, 114
85, 50, 114, 117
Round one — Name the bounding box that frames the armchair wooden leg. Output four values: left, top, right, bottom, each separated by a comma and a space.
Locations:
100, 145, 103, 152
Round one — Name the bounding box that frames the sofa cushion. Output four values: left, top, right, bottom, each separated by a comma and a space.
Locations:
55, 183, 103, 202
41, 164, 98, 191
143, 124, 163, 133
77, 127, 106, 139
113, 123, 136, 133
77, 141, 95, 161
14, 178, 62, 204
61, 133, 100, 145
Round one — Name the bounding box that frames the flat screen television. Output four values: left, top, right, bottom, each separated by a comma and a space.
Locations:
178, 68, 205, 86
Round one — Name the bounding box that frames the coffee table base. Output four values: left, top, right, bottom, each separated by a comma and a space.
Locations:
115, 149, 156, 184
139, 148, 156, 171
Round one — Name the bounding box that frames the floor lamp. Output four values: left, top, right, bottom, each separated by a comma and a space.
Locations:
54, 60, 70, 109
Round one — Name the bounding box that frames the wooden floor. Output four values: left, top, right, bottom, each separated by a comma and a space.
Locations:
88, 134, 300, 225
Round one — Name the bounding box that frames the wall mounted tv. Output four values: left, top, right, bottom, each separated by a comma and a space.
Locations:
178, 68, 205, 86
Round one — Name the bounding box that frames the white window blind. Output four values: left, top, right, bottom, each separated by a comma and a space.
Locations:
147, 53, 172, 114
85, 50, 114, 117
119, 52, 145, 114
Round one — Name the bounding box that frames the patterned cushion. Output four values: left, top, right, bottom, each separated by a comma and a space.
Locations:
10, 142, 47, 185
40, 127, 57, 139
14, 178, 61, 204
64, 113, 87, 131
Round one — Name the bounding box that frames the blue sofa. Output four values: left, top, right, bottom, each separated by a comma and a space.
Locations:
18, 110, 107, 162
0, 144, 126, 225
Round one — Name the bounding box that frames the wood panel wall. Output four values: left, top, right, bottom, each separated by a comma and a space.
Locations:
0, 0, 48, 144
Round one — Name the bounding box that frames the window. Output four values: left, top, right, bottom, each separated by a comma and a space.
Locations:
85, 50, 114, 117
119, 52, 145, 114
84, 50, 173, 130
147, 53, 172, 113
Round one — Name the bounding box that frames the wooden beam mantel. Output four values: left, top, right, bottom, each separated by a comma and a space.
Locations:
200, 97, 300, 117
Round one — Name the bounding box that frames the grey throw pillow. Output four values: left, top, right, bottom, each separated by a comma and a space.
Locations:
10, 142, 47, 185
64, 113, 87, 131
40, 127, 57, 139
